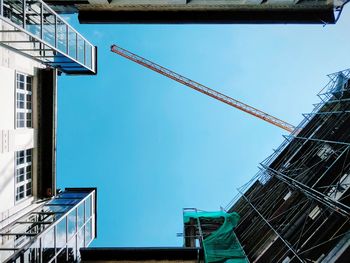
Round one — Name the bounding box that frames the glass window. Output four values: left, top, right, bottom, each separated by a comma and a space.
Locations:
77, 203, 84, 229
17, 93, 25, 109
42, 228, 55, 263
57, 18, 67, 53
18, 74, 24, 82
26, 149, 32, 162
43, 205, 72, 214
16, 151, 25, 165
16, 185, 25, 201
16, 113, 25, 128
50, 198, 80, 206
25, 1, 42, 38
26, 76, 32, 91
85, 196, 92, 220
57, 192, 87, 199
85, 219, 92, 246
16, 74, 25, 89
26, 165, 31, 179
15, 149, 33, 202
68, 28, 77, 59
56, 218, 67, 251
16, 73, 33, 128
67, 209, 77, 240
16, 167, 24, 183
77, 35, 85, 64
26, 113, 32, 128
42, 7, 55, 47
26, 94, 32, 109
85, 44, 92, 69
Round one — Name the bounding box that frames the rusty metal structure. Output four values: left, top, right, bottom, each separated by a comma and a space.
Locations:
225, 69, 350, 262
111, 44, 295, 132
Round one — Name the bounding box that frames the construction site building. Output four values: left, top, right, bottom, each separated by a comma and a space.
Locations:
225, 69, 350, 263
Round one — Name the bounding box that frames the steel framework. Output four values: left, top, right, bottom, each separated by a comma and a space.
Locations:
111, 44, 295, 132
226, 69, 350, 262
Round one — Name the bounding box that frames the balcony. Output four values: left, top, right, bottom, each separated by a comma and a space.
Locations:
0, 188, 97, 263
0, 0, 96, 75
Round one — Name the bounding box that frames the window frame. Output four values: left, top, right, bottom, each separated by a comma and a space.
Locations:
15, 72, 33, 129
15, 149, 33, 203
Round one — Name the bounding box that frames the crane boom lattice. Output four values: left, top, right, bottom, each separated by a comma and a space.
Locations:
111, 44, 295, 132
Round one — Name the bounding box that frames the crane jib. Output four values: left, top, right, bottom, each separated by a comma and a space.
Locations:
111, 44, 295, 133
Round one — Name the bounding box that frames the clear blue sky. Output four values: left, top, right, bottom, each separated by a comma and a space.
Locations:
57, 8, 350, 247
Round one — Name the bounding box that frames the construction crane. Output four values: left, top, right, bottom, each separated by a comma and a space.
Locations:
111, 44, 295, 133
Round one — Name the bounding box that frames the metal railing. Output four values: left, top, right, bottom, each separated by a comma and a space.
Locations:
0, 189, 96, 263
0, 0, 96, 74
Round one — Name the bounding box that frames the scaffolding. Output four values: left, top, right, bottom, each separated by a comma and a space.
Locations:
226, 69, 350, 263
183, 208, 248, 263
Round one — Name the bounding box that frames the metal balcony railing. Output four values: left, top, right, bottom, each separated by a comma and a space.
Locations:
0, 0, 96, 75
0, 189, 96, 263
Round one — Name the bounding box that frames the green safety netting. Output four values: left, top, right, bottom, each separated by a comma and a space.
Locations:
184, 211, 249, 263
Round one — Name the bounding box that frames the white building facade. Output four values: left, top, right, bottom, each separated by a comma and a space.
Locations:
0, 27, 47, 231
0, 1, 97, 261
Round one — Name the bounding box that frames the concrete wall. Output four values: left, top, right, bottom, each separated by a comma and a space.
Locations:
0, 20, 44, 228
82, 260, 199, 263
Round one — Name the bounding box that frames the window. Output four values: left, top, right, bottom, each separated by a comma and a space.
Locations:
15, 149, 33, 202
16, 73, 33, 128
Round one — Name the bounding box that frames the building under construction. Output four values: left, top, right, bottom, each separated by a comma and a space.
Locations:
108, 48, 350, 262
111, 45, 350, 263
1, 1, 350, 262
64, 69, 350, 263
179, 70, 350, 263
219, 69, 350, 262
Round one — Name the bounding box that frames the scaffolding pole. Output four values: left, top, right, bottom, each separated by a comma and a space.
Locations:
285, 135, 350, 147
237, 189, 304, 263
263, 165, 350, 217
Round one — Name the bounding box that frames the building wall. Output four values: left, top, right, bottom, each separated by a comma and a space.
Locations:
46, 0, 337, 24
0, 20, 44, 228
82, 260, 198, 263
80, 248, 203, 263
